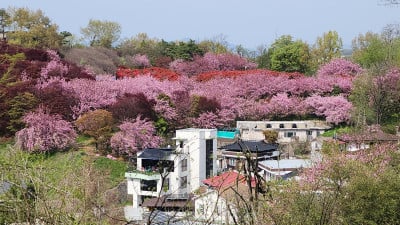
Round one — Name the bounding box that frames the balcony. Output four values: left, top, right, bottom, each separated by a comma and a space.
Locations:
125, 170, 161, 181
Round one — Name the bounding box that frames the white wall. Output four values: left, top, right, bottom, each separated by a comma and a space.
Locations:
195, 191, 234, 224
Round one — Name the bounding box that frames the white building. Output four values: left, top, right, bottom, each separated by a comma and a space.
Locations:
125, 128, 218, 210
194, 171, 250, 224
258, 159, 311, 181
237, 120, 330, 143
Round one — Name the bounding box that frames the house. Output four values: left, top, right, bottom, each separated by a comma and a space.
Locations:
236, 120, 330, 143
194, 171, 256, 224
337, 125, 399, 152
125, 128, 218, 212
258, 159, 311, 181
217, 140, 279, 172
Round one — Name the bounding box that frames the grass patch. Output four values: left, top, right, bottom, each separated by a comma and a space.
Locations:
322, 126, 353, 137
76, 134, 94, 145
93, 157, 128, 186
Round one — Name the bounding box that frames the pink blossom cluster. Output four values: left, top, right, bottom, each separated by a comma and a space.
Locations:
130, 54, 151, 68
300, 143, 397, 187
317, 58, 363, 77
169, 52, 257, 76
110, 115, 163, 157
304, 95, 352, 124
15, 107, 77, 152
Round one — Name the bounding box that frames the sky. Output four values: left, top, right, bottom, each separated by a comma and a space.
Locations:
2, 0, 399, 49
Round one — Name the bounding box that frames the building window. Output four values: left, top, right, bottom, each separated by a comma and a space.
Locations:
292, 124, 297, 128
181, 158, 188, 172
284, 131, 296, 138
266, 124, 271, 128
228, 158, 236, 166
206, 139, 214, 178
179, 141, 184, 148
180, 176, 187, 188
279, 124, 284, 128
141, 180, 157, 192
306, 130, 313, 136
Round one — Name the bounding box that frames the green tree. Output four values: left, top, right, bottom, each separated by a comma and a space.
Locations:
6, 7, 62, 49
158, 39, 204, 61
0, 8, 10, 40
262, 130, 278, 143
81, 19, 121, 48
198, 35, 230, 54
117, 33, 160, 59
311, 30, 343, 72
7, 92, 39, 133
351, 32, 388, 69
268, 35, 311, 73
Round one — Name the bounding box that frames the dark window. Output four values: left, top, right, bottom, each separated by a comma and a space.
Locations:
179, 141, 184, 148
307, 130, 312, 136
181, 158, 187, 172
292, 124, 297, 128
284, 132, 296, 138
180, 176, 187, 188
141, 180, 157, 192
266, 124, 271, 128
206, 139, 214, 178
279, 124, 284, 128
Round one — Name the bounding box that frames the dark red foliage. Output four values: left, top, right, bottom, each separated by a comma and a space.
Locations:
35, 82, 79, 121
24, 48, 50, 61
196, 96, 221, 114
171, 90, 191, 116
195, 69, 305, 82
65, 63, 95, 80
108, 92, 157, 122
116, 66, 180, 81
153, 56, 173, 68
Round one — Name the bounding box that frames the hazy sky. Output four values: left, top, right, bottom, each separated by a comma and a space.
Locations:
2, 0, 399, 49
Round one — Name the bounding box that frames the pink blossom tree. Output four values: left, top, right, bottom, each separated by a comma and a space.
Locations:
192, 112, 223, 128
304, 95, 353, 124
317, 58, 363, 77
128, 54, 151, 68
110, 115, 162, 157
15, 107, 77, 153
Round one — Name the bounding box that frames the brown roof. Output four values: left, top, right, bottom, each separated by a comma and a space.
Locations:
141, 195, 194, 209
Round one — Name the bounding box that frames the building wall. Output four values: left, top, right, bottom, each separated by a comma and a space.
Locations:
125, 128, 218, 209
237, 120, 330, 143
175, 128, 217, 193
194, 191, 233, 224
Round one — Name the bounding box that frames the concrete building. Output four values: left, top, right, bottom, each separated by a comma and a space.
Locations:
237, 120, 331, 143
258, 159, 312, 181
125, 128, 218, 210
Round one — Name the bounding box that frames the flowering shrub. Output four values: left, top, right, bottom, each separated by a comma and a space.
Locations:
317, 58, 363, 77
15, 108, 77, 153
128, 54, 151, 68
169, 52, 257, 77
304, 95, 353, 124
116, 67, 179, 81
110, 116, 162, 157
